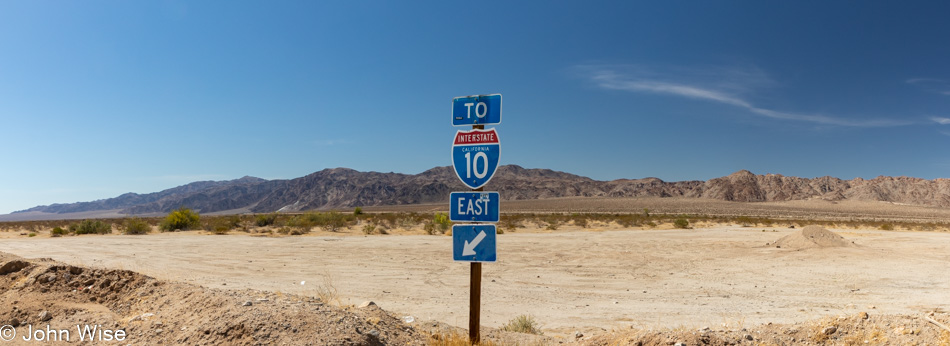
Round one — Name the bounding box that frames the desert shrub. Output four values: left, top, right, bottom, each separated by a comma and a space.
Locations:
370, 213, 393, 229
572, 213, 589, 228
255, 213, 278, 227
735, 216, 754, 226
398, 217, 419, 229
322, 211, 353, 232
203, 217, 234, 235
423, 213, 452, 235
427, 331, 499, 346
315, 273, 340, 306
498, 215, 524, 231
353, 207, 363, 216
362, 223, 378, 235
879, 223, 894, 231
616, 214, 643, 228
123, 218, 150, 235
434, 213, 451, 233
203, 216, 241, 233
28, 232, 36, 237
544, 215, 561, 230
287, 211, 355, 233
50, 226, 67, 237
287, 214, 316, 233
159, 207, 201, 231
501, 315, 542, 335
70, 220, 112, 235
673, 218, 690, 229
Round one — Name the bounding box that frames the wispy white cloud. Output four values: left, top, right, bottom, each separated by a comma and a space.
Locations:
906, 77, 946, 84
907, 78, 950, 96
579, 64, 911, 127
931, 117, 950, 125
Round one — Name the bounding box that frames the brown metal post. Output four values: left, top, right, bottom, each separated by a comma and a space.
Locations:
469, 262, 482, 344
470, 123, 485, 344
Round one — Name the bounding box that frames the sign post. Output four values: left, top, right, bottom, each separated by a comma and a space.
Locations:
451, 94, 501, 344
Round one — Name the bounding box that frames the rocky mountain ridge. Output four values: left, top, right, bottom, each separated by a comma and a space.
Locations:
13, 166, 950, 216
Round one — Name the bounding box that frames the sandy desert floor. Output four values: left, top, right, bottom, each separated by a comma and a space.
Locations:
2, 226, 949, 339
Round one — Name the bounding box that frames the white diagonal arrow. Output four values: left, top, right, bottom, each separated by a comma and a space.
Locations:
462, 230, 487, 256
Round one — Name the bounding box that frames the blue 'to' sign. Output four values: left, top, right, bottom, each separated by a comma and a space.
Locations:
452, 128, 500, 189
452, 94, 501, 126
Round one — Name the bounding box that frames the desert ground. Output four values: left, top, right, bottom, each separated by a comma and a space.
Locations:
3, 215, 950, 344
370, 197, 950, 223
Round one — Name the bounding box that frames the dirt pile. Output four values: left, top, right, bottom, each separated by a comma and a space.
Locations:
0, 252, 426, 345
773, 225, 856, 249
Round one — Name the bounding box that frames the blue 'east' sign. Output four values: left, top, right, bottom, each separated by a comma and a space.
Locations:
452, 94, 501, 126
452, 224, 497, 263
450, 191, 499, 223
452, 128, 500, 189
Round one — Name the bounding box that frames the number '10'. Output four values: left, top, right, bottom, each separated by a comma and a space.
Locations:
464, 152, 489, 179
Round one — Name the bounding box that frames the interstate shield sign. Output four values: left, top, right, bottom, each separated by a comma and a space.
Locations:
452, 128, 501, 189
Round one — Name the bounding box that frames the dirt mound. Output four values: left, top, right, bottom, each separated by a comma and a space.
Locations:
773, 225, 856, 249
0, 252, 426, 345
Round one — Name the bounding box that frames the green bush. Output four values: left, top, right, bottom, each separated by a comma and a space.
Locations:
673, 218, 690, 229
353, 207, 363, 216
434, 213, 451, 233
362, 223, 376, 235
70, 220, 112, 235
322, 211, 352, 232
51, 226, 67, 237
287, 214, 316, 233
423, 213, 452, 235
255, 213, 278, 227
205, 216, 241, 232
879, 223, 894, 231
361, 222, 386, 235
286, 211, 355, 233
159, 207, 201, 232
210, 223, 231, 235
123, 218, 150, 235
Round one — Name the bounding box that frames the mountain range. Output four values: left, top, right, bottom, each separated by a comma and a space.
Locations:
11, 165, 950, 217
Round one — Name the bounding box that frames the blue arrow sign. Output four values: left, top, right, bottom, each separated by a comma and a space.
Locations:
450, 192, 500, 223
452, 94, 501, 126
453, 224, 497, 262
452, 128, 501, 189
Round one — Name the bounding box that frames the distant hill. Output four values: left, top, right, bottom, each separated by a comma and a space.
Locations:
14, 176, 267, 214
8, 166, 950, 219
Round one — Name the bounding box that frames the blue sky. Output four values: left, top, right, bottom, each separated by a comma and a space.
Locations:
2, 1, 949, 214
